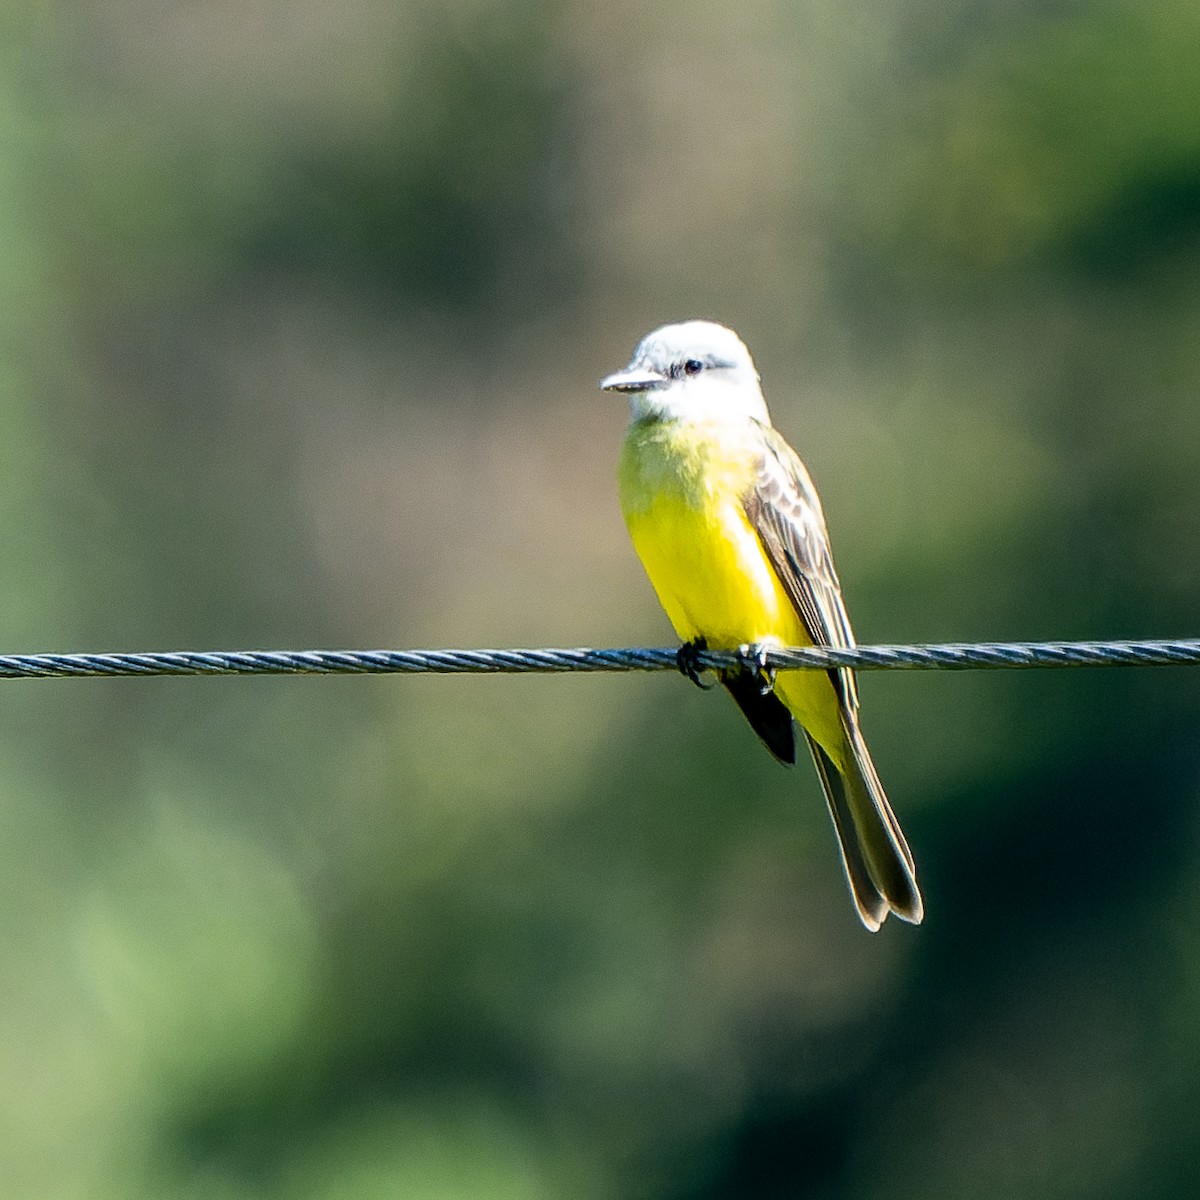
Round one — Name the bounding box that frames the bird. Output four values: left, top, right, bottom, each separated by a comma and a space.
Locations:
602, 320, 921, 930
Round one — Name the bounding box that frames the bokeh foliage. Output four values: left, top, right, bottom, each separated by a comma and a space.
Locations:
2, 1, 1200, 1196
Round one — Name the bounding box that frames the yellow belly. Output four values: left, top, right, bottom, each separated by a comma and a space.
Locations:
624, 493, 803, 648
619, 419, 846, 754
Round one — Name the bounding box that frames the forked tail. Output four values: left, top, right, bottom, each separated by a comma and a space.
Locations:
805, 720, 923, 931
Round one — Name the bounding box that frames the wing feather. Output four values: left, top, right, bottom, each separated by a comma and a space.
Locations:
742, 423, 859, 711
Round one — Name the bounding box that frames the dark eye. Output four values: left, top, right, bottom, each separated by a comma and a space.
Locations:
683, 359, 705, 377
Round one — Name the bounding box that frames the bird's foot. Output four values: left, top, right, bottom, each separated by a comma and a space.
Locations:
736, 643, 777, 696
676, 638, 715, 689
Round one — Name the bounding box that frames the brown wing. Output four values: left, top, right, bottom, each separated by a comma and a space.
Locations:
741, 422, 859, 712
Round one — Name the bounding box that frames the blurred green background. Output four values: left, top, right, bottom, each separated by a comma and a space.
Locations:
3, 1, 1200, 1196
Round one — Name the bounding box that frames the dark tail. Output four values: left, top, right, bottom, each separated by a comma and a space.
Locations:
805, 719, 923, 931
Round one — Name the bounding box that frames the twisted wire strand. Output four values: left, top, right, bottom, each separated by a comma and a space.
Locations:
0, 638, 1197, 680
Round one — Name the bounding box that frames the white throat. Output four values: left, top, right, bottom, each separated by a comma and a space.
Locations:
629, 375, 771, 426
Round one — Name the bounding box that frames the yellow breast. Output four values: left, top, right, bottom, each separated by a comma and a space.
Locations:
619, 414, 852, 754
617, 417, 809, 651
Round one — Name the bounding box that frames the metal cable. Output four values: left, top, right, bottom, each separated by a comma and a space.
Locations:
0, 638, 1197, 680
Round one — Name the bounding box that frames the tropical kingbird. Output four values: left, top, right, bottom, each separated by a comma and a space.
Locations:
602, 321, 922, 930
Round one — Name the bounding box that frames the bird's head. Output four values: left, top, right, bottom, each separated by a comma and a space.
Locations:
600, 320, 769, 424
